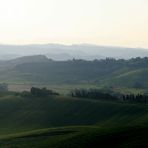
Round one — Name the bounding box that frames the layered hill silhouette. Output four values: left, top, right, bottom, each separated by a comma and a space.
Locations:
0, 55, 148, 89
0, 55, 147, 147
0, 44, 148, 60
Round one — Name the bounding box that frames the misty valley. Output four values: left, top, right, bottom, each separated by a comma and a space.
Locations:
0, 55, 147, 147
0, 0, 148, 147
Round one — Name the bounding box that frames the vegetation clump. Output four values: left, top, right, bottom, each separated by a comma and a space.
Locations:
70, 89, 118, 101
30, 87, 59, 97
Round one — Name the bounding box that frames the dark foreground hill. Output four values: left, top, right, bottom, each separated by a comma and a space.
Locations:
0, 94, 147, 134
0, 94, 147, 147
0, 126, 148, 148
0, 95, 148, 134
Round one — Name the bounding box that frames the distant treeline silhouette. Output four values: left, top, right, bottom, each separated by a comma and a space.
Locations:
70, 89, 118, 101
122, 94, 148, 104
71, 89, 148, 104
20, 87, 59, 97
30, 87, 59, 97
18, 87, 148, 104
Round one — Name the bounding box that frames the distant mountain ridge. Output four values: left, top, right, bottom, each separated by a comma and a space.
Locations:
0, 44, 148, 60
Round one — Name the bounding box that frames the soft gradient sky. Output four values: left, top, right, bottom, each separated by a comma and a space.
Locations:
0, 0, 148, 47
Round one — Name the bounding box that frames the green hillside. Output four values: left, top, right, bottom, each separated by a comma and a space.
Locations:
0, 94, 147, 134
0, 126, 148, 148
1, 56, 148, 91
105, 68, 148, 88
0, 95, 148, 132
0, 94, 147, 147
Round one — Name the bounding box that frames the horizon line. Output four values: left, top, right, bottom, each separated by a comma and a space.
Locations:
0, 42, 146, 50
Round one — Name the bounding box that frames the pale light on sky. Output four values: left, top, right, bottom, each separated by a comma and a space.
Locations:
0, 0, 148, 47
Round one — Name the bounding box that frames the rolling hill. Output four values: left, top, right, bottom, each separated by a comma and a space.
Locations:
0, 94, 147, 135
0, 94, 147, 147
0, 55, 148, 92
0, 56, 148, 88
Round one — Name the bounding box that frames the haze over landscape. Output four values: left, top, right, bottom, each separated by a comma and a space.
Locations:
0, 0, 148, 147
1, 44, 148, 60
0, 0, 148, 48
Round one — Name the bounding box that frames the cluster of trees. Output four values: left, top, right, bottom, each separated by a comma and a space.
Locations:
122, 94, 148, 104
20, 87, 59, 97
70, 88, 148, 104
70, 89, 118, 101
30, 87, 59, 97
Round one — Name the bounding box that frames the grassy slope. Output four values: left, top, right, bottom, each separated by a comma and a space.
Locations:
0, 95, 147, 147
0, 95, 147, 134
1, 58, 148, 91
1, 60, 148, 94
2, 67, 148, 93
105, 68, 148, 88
0, 125, 148, 147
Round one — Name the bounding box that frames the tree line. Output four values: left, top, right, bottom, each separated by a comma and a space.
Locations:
122, 94, 148, 104
70, 89, 148, 104
70, 89, 118, 101
20, 87, 59, 97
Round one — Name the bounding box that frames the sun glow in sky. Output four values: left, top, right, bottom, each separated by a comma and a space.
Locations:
0, 0, 148, 47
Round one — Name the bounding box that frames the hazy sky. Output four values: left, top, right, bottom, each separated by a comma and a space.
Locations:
0, 0, 148, 47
